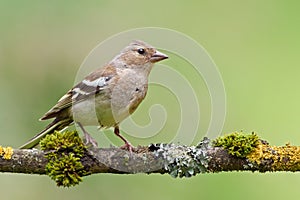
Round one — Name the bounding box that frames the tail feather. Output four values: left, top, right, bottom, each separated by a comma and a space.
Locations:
19, 118, 72, 149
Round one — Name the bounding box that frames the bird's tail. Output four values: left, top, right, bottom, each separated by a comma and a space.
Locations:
19, 118, 72, 149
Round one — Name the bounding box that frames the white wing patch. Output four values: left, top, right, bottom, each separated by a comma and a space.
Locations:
82, 77, 108, 87
72, 88, 89, 100
71, 76, 112, 101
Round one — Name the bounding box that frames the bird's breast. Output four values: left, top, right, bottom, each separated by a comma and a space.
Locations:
72, 70, 148, 128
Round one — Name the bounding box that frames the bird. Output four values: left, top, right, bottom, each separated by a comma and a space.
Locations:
19, 40, 168, 151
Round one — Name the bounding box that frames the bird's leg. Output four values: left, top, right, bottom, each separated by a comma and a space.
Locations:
114, 126, 134, 152
77, 122, 98, 147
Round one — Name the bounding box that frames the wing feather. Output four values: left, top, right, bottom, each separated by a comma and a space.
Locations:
40, 65, 117, 120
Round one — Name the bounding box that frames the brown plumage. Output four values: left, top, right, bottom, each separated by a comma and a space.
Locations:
19, 40, 168, 150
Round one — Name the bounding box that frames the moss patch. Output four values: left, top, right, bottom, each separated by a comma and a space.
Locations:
213, 132, 260, 158
40, 130, 90, 187
0, 146, 13, 160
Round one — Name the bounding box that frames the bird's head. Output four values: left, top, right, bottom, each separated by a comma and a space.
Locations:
112, 40, 168, 73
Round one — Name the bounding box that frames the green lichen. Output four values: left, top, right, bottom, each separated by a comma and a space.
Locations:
213, 132, 259, 158
40, 130, 85, 156
40, 130, 90, 187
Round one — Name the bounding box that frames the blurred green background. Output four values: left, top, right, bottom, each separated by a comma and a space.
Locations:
1, 0, 300, 199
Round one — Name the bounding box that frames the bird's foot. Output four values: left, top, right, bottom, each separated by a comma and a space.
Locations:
83, 131, 98, 148
77, 122, 98, 148
120, 142, 135, 152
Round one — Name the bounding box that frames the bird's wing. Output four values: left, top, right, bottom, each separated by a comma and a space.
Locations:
40, 65, 117, 120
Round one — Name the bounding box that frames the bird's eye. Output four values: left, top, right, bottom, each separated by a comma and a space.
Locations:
137, 48, 145, 55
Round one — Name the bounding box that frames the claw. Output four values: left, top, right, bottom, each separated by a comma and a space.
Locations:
114, 126, 135, 152
120, 142, 135, 152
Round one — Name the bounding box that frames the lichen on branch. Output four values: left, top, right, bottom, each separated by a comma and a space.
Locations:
0, 146, 13, 160
0, 131, 299, 188
212, 132, 260, 158
40, 131, 90, 187
248, 141, 300, 172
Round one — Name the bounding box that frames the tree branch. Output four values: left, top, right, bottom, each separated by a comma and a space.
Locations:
1, 132, 299, 186
1, 141, 299, 175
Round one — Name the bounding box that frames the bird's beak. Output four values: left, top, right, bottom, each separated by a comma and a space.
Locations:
150, 50, 168, 63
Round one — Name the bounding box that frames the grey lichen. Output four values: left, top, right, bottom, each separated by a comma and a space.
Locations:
150, 137, 211, 178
